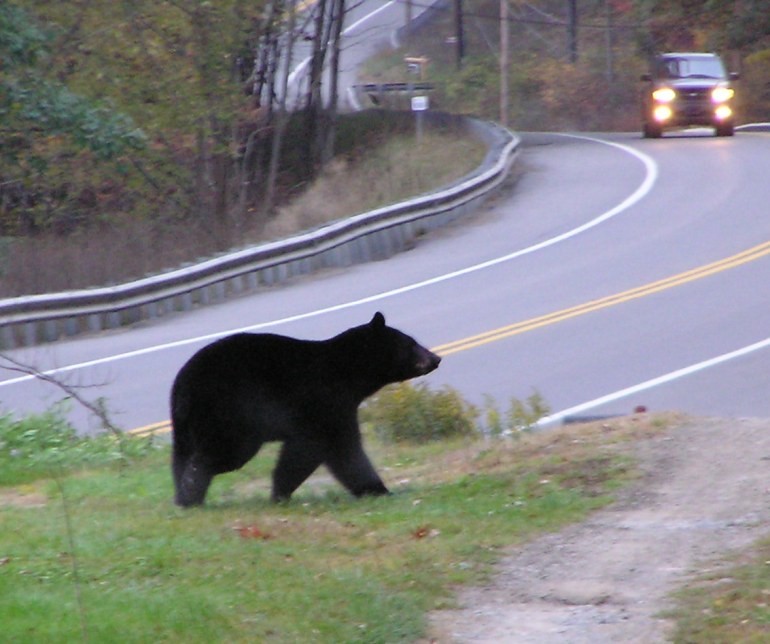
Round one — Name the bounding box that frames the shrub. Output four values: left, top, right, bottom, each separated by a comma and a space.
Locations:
0, 406, 155, 485
362, 383, 552, 443
361, 382, 479, 444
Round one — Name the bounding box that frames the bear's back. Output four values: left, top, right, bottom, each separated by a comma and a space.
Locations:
179, 332, 326, 386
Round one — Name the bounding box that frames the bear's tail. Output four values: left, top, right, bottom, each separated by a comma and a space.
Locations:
170, 387, 194, 503
170, 423, 191, 501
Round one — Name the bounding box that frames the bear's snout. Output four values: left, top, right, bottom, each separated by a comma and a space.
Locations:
416, 349, 441, 375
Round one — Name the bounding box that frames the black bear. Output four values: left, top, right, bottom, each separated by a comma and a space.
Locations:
170, 312, 441, 507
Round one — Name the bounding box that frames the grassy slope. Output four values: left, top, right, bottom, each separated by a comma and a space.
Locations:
0, 417, 667, 643
6, 412, 768, 641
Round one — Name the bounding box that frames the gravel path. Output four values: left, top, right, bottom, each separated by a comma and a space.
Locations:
430, 417, 770, 642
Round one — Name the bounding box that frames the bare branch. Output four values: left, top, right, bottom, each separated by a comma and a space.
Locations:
0, 353, 122, 437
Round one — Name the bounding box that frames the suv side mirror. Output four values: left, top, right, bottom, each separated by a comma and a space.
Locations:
640, 73, 652, 81
729, 72, 740, 81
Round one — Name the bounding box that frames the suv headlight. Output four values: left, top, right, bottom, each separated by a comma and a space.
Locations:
652, 87, 676, 103
711, 86, 734, 103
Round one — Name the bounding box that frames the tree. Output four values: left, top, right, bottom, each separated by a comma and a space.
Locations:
0, 5, 145, 234
2, 0, 360, 245
265, 0, 299, 213
302, 0, 348, 173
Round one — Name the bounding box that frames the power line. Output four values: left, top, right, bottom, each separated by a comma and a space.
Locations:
392, 0, 645, 31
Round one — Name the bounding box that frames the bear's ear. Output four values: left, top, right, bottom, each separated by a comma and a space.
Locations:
370, 312, 386, 328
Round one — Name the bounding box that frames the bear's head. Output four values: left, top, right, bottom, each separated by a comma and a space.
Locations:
361, 312, 441, 383
331, 312, 440, 395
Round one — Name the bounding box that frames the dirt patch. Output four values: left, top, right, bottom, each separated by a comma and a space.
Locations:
430, 417, 770, 642
0, 488, 47, 508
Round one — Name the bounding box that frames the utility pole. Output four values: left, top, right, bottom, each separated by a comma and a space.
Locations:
604, 0, 614, 81
454, 0, 465, 69
567, 0, 578, 62
500, 0, 508, 127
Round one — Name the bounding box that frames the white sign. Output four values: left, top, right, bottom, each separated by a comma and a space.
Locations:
411, 96, 429, 112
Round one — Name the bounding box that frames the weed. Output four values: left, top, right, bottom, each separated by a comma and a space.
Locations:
506, 390, 551, 435
0, 405, 157, 486
483, 393, 503, 437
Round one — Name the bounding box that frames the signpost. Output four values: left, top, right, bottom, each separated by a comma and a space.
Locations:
411, 95, 429, 144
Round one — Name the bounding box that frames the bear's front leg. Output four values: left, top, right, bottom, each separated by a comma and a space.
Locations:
325, 440, 390, 497
271, 441, 325, 502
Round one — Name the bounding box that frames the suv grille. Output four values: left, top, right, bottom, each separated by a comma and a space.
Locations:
679, 87, 711, 102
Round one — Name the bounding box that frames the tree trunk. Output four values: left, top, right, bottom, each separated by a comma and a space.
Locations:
265, 0, 298, 214
304, 0, 335, 174
320, 0, 346, 167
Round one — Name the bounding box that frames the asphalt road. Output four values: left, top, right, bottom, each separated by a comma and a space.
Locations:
286, 0, 429, 110
3, 130, 770, 433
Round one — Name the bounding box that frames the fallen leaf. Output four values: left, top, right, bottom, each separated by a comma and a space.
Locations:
413, 526, 430, 539
235, 525, 272, 540
412, 525, 439, 539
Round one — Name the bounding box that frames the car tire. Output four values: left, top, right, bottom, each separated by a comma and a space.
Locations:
715, 123, 734, 137
643, 123, 662, 139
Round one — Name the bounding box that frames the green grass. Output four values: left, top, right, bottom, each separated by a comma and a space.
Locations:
667, 539, 770, 643
0, 415, 665, 643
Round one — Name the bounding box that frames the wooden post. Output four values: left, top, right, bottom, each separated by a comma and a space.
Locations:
454, 0, 465, 69
568, 0, 577, 63
500, 0, 509, 127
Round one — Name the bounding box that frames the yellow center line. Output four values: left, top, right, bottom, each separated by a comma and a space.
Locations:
128, 240, 770, 436
129, 420, 171, 437
433, 239, 770, 356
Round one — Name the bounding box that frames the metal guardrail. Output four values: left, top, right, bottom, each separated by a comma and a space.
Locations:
359, 82, 435, 93
0, 115, 520, 350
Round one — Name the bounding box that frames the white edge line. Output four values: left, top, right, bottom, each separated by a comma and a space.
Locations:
539, 336, 770, 427
345, 0, 396, 34
288, 1, 396, 86
0, 135, 655, 389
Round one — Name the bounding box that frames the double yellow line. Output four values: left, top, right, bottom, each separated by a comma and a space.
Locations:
129, 420, 171, 437
433, 239, 770, 356
129, 239, 770, 436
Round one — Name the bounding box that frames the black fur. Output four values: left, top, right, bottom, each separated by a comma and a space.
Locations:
170, 312, 440, 506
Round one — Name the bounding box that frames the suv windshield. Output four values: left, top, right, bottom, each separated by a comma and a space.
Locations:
655, 56, 726, 80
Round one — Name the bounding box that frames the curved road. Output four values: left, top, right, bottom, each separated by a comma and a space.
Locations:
4, 131, 770, 432
287, 0, 429, 110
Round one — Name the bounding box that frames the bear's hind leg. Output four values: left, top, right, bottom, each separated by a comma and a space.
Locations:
172, 447, 185, 496
271, 441, 324, 502
175, 453, 215, 507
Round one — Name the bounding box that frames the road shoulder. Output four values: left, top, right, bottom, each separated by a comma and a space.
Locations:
429, 416, 770, 643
